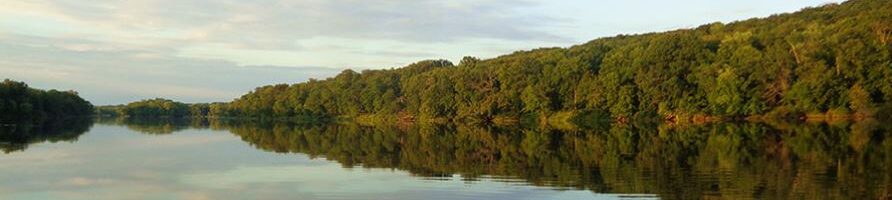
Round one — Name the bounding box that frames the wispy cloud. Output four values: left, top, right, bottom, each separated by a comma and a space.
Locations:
1, 0, 565, 51
0, 33, 343, 104
0, 0, 573, 104
0, 0, 843, 104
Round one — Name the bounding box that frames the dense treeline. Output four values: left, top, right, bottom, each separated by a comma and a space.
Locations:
96, 98, 219, 118
120, 98, 188, 117
216, 0, 892, 123
0, 79, 94, 123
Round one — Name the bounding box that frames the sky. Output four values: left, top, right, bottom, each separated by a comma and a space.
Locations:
0, 0, 843, 105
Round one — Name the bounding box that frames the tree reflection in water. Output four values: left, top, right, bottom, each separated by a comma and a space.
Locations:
87, 118, 892, 199
0, 117, 93, 153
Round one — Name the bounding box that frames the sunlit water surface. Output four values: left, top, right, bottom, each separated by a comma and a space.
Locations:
0, 118, 890, 200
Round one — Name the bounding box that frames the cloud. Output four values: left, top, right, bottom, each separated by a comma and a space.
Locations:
0, 0, 578, 105
0, 33, 343, 105
0, 0, 841, 105
58, 177, 116, 187
1, 0, 566, 49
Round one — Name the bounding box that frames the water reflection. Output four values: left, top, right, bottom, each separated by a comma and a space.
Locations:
0, 118, 93, 153
95, 117, 198, 134
217, 120, 892, 200
8, 117, 892, 199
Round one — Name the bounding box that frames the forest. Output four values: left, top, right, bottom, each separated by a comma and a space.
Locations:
95, 98, 213, 118
0, 79, 94, 123
203, 0, 892, 123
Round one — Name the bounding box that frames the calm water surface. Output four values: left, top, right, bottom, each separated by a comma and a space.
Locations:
1, 118, 890, 200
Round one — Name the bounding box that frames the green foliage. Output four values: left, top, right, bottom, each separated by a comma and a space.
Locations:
189, 103, 211, 117
104, 99, 228, 118
117, 98, 190, 117
217, 0, 892, 122
95, 105, 123, 117
0, 79, 94, 123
